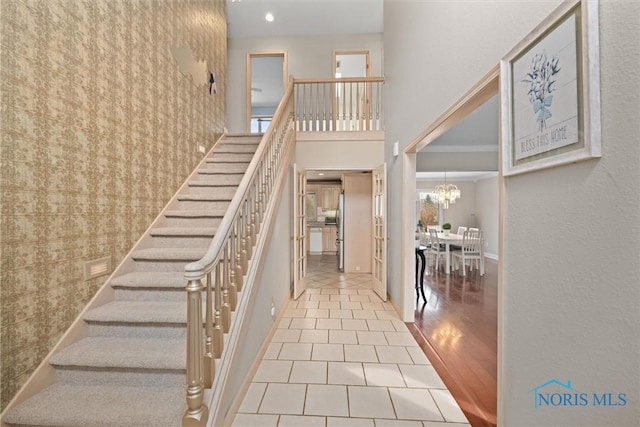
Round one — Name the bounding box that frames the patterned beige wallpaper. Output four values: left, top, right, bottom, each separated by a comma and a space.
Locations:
0, 0, 227, 409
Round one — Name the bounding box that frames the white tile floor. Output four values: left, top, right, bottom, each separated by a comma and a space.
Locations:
232, 256, 470, 427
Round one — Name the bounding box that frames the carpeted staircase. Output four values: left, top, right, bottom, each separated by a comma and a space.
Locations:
2, 135, 262, 427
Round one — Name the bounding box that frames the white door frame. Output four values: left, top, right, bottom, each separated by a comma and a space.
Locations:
401, 64, 503, 422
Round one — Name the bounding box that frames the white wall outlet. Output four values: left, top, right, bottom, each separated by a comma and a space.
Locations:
355, 266, 361, 271
270, 303, 276, 318
393, 141, 399, 157
197, 145, 206, 153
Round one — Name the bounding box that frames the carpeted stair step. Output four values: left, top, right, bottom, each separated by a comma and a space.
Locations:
131, 248, 207, 272
187, 183, 239, 196
110, 271, 188, 301
176, 194, 232, 211
206, 152, 255, 163
85, 300, 187, 325
50, 336, 186, 387
149, 227, 217, 249
188, 175, 243, 187
163, 209, 225, 227
213, 144, 259, 154
110, 272, 186, 288
51, 337, 185, 371
198, 163, 250, 174
2, 383, 185, 427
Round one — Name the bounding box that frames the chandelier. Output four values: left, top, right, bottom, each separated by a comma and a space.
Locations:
433, 172, 460, 209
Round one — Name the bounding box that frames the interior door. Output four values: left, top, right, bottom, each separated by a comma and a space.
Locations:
372, 164, 387, 301
293, 164, 307, 299
333, 50, 370, 131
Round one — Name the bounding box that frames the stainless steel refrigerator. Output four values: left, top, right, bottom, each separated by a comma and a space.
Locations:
336, 191, 345, 272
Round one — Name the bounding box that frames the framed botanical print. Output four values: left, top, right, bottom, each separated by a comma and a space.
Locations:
501, 0, 601, 176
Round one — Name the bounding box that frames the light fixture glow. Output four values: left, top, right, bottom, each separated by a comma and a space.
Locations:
433, 172, 461, 210
265, 12, 274, 22
318, 173, 325, 176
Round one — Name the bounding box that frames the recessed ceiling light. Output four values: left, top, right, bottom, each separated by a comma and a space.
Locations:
265, 12, 274, 22
318, 173, 325, 176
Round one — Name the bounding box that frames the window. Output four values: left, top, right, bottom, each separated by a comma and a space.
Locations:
417, 192, 440, 229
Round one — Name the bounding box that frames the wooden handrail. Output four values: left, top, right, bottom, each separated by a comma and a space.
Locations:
183, 85, 294, 280
182, 81, 295, 426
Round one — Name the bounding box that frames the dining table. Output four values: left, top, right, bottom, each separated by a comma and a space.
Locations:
436, 232, 486, 274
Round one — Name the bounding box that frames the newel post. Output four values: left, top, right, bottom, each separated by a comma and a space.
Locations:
182, 277, 208, 427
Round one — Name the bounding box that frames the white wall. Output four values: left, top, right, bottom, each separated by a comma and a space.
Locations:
227, 34, 383, 132
417, 151, 498, 171
385, 0, 639, 425
218, 171, 292, 423
296, 138, 384, 170
474, 176, 499, 259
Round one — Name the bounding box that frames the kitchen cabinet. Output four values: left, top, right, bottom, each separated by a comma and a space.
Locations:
322, 226, 337, 253
321, 186, 341, 211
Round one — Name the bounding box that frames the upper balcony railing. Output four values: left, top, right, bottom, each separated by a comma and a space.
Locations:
293, 77, 384, 132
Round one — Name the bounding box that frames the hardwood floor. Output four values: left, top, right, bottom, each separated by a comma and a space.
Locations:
409, 258, 498, 427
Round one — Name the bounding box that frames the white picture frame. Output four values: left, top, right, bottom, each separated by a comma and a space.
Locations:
500, 0, 601, 176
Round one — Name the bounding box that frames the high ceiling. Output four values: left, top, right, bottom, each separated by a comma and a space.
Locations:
227, 0, 384, 39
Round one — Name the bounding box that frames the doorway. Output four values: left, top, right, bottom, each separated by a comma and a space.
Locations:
292, 167, 386, 301
402, 66, 502, 426
246, 51, 288, 133
333, 50, 371, 131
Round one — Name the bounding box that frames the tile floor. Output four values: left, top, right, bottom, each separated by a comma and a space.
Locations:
232, 255, 470, 427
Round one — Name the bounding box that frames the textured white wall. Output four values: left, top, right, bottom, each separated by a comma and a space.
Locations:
385, 0, 639, 425
218, 171, 292, 422
474, 176, 499, 259
416, 151, 498, 171
227, 34, 383, 132
296, 139, 384, 170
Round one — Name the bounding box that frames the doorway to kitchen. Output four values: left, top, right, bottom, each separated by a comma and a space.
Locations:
295, 168, 385, 300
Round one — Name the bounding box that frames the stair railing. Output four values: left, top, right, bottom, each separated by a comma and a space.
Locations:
293, 76, 384, 132
182, 81, 295, 426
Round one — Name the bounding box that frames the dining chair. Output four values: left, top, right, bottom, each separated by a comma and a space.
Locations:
419, 231, 430, 247
428, 228, 447, 272
451, 226, 467, 250
451, 229, 485, 276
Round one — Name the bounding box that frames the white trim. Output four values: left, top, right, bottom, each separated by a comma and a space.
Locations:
401, 152, 417, 322
484, 252, 499, 261
422, 144, 498, 153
